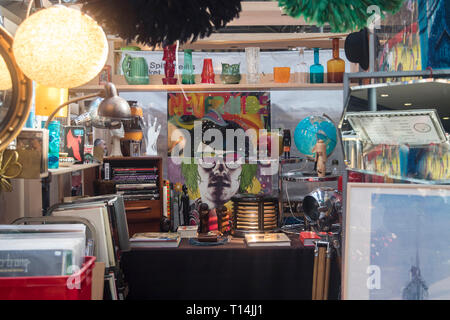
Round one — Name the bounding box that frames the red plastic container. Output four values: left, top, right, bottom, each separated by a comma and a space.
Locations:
0, 256, 96, 300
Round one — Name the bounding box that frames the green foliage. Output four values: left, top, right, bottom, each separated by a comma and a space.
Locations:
181, 160, 201, 193
239, 164, 258, 193
276, 0, 405, 32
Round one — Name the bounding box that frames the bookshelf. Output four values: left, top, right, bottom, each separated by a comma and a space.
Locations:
97, 156, 163, 236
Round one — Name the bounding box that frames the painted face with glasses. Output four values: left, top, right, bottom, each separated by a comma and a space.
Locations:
197, 151, 243, 209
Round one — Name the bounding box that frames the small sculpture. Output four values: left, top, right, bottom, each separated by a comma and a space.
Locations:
216, 205, 230, 235
180, 184, 190, 226
199, 202, 210, 234
312, 139, 327, 177
109, 123, 124, 157
143, 112, 161, 156
282, 129, 291, 159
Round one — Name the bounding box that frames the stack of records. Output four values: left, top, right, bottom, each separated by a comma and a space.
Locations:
113, 167, 159, 201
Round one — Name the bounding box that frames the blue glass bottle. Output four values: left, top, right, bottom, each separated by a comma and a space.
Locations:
48, 120, 61, 169
310, 48, 324, 83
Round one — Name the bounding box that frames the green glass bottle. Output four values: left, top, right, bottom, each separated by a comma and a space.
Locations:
182, 50, 195, 84
310, 48, 324, 84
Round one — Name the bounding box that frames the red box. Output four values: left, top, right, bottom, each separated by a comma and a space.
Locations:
0, 256, 96, 300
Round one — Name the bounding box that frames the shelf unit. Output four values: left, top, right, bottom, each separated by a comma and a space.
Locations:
97, 156, 163, 236
71, 81, 346, 93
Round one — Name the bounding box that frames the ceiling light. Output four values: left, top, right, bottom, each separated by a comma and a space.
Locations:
443, 117, 450, 120
380, 94, 389, 97
404, 103, 413, 106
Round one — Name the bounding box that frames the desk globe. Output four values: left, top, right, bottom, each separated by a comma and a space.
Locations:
293, 115, 337, 159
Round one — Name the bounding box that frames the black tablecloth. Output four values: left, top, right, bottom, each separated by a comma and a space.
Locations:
120, 236, 340, 300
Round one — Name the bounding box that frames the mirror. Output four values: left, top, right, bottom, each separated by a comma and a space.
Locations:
340, 79, 450, 183
0, 25, 32, 152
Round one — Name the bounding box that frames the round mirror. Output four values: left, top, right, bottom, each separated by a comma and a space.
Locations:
0, 25, 32, 152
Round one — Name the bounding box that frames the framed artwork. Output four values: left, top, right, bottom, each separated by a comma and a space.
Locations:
99, 65, 112, 85
343, 183, 450, 300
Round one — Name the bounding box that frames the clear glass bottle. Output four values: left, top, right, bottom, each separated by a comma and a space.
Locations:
296, 47, 308, 83
310, 48, 324, 83
327, 38, 345, 83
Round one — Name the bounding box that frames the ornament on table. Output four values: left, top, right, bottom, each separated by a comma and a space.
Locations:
312, 139, 327, 177
162, 44, 177, 85
110, 123, 125, 157
220, 63, 241, 84
199, 202, 210, 234
327, 38, 345, 83
201, 58, 215, 84
310, 48, 324, 84
143, 113, 161, 156
182, 49, 195, 84
282, 129, 291, 159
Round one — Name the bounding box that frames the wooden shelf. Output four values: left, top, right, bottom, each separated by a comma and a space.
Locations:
72, 82, 344, 93
41, 162, 101, 178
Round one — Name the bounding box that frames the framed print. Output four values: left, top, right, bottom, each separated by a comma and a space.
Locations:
99, 65, 112, 85
344, 183, 450, 300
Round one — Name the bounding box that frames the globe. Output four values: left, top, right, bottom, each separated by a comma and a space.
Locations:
294, 115, 337, 158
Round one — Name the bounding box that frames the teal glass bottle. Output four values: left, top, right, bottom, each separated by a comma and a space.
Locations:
182, 49, 195, 84
310, 48, 324, 83
48, 120, 60, 169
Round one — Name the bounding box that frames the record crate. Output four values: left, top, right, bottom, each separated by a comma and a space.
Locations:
0, 256, 96, 300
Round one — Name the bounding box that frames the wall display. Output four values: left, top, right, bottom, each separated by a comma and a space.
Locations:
167, 91, 273, 229
118, 49, 351, 79
344, 183, 450, 300
418, 0, 450, 70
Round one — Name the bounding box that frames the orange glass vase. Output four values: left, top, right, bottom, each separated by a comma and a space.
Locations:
327, 38, 345, 83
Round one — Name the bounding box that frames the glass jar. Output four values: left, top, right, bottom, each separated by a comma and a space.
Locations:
327, 38, 345, 83
295, 47, 308, 83
310, 48, 324, 83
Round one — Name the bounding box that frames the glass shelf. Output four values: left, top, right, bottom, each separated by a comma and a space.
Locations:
347, 168, 450, 185
281, 171, 340, 182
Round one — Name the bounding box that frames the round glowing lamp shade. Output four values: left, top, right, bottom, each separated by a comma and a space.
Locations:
13, 6, 108, 89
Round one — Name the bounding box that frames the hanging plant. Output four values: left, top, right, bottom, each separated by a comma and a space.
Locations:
78, 0, 242, 48
276, 0, 405, 32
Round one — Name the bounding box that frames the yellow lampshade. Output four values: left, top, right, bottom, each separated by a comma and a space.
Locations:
13, 5, 108, 89
0, 55, 12, 90
35, 83, 69, 117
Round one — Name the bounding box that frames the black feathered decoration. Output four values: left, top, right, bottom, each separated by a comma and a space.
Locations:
78, 0, 242, 48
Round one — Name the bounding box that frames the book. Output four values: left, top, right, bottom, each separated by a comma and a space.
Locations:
130, 232, 181, 248
299, 231, 321, 247
177, 225, 198, 238
116, 183, 157, 189
62, 126, 85, 164
244, 233, 291, 247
